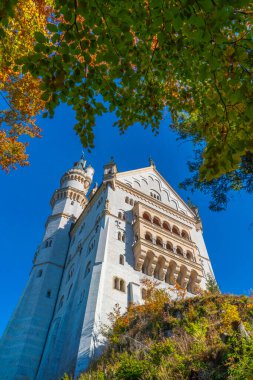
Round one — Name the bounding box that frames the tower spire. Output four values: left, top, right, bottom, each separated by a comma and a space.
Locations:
73, 152, 86, 171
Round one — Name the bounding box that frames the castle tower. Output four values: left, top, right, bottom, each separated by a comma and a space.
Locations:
0, 158, 214, 380
0, 156, 94, 380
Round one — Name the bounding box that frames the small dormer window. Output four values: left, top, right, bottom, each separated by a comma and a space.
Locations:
150, 190, 161, 201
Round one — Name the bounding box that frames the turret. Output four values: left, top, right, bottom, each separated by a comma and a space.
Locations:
0, 155, 94, 380
44, 155, 94, 241
103, 157, 118, 189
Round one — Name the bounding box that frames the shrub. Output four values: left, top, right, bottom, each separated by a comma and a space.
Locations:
115, 353, 153, 380
226, 335, 253, 380
148, 340, 174, 365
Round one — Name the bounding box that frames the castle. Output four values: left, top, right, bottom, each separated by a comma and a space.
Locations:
0, 156, 214, 379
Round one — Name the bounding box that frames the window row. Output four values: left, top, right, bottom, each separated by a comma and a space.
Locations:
150, 191, 161, 201
142, 212, 190, 240
62, 173, 86, 184
144, 232, 194, 261
113, 277, 126, 292
58, 265, 92, 311
55, 190, 81, 201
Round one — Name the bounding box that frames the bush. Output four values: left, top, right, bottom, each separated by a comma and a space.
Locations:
115, 353, 153, 380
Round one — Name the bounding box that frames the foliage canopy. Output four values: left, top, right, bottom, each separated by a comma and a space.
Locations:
1, 1, 253, 206
0, 0, 52, 171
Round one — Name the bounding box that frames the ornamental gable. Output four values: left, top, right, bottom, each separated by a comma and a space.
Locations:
116, 167, 194, 217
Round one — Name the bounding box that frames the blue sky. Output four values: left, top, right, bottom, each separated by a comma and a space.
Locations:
0, 104, 252, 335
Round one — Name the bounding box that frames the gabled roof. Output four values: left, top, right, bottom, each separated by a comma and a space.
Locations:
116, 164, 195, 218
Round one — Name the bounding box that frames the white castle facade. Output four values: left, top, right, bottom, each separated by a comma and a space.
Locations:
0, 156, 214, 379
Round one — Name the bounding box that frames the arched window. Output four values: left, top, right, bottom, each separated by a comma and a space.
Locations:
120, 279, 126, 292
122, 234, 125, 243
154, 257, 165, 281
163, 221, 170, 231
176, 246, 183, 256
187, 270, 198, 294
58, 295, 64, 310
114, 277, 120, 290
67, 284, 73, 300
143, 212, 151, 222
182, 230, 190, 240
156, 237, 163, 247
177, 266, 187, 288
84, 261, 91, 278
118, 231, 122, 241
186, 251, 193, 261
37, 269, 43, 278
45, 239, 52, 248
165, 261, 177, 285
153, 217, 161, 227
166, 242, 173, 251
119, 254, 124, 265
125, 197, 129, 204
114, 277, 126, 292
145, 232, 152, 242
130, 199, 134, 206
172, 226, 180, 236
118, 211, 122, 219
142, 251, 155, 276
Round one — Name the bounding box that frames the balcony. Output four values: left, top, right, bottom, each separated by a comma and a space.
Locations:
132, 202, 195, 247
133, 237, 203, 294
131, 202, 203, 294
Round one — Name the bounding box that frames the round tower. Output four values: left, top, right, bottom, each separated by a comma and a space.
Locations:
44, 155, 94, 241
0, 155, 94, 380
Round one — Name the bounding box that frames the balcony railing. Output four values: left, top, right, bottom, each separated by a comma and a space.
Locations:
132, 237, 201, 268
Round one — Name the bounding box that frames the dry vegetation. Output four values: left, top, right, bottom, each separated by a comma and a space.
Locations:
64, 279, 253, 379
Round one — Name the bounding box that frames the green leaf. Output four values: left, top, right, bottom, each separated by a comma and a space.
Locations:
47, 23, 58, 33
34, 31, 47, 43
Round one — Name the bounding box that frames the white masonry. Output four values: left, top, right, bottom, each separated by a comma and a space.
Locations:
0, 156, 214, 380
